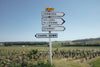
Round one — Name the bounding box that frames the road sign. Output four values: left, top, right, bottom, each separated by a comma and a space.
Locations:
45, 8, 54, 11
41, 12, 65, 17
42, 26, 65, 31
35, 8, 66, 65
42, 18, 65, 25
35, 33, 58, 38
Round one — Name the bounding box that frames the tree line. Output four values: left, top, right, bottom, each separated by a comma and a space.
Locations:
3, 42, 48, 46
1, 41, 100, 47
53, 42, 100, 47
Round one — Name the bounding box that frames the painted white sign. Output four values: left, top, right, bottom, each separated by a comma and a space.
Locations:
41, 12, 65, 17
42, 26, 65, 31
42, 18, 65, 25
35, 33, 58, 38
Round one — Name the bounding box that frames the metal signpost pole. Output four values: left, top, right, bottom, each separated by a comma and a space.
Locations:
48, 14, 52, 65
45, 8, 54, 65
49, 29, 52, 65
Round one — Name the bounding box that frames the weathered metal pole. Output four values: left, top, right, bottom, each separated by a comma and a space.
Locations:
45, 8, 54, 65
48, 13, 52, 65
49, 30, 52, 65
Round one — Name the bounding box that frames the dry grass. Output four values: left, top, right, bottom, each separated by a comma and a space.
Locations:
53, 58, 90, 67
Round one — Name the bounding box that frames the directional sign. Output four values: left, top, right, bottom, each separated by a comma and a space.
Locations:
42, 18, 65, 25
42, 26, 65, 31
45, 8, 54, 11
41, 12, 65, 17
35, 33, 58, 38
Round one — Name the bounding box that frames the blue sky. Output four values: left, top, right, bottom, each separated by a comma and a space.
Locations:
0, 0, 100, 42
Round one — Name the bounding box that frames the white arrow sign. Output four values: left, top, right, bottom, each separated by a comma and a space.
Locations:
35, 33, 58, 38
42, 18, 65, 25
42, 26, 65, 31
41, 12, 65, 17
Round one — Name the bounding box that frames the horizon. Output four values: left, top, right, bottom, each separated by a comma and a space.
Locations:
1, 36, 100, 42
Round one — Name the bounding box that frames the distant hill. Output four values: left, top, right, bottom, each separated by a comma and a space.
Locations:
52, 37, 100, 47
72, 37, 100, 42
71, 37, 100, 45
1, 37, 100, 47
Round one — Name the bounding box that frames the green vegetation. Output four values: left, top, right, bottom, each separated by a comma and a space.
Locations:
0, 48, 54, 67
1, 37, 100, 47
1, 42, 48, 46
1, 37, 100, 67
53, 37, 100, 47
0, 46, 100, 67
89, 57, 100, 67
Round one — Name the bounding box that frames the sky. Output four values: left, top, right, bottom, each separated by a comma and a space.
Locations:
0, 0, 100, 42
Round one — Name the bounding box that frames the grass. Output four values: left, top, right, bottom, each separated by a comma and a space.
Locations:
53, 58, 90, 67
0, 46, 100, 67
89, 57, 100, 67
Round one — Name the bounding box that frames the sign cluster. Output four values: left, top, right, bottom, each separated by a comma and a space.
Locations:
35, 8, 66, 65
35, 8, 65, 38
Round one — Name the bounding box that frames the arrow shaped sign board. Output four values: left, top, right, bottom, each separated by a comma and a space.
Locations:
42, 18, 65, 25
41, 12, 65, 17
35, 33, 58, 38
42, 26, 65, 31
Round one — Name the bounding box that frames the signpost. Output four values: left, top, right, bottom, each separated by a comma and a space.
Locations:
42, 18, 65, 25
35, 33, 58, 38
35, 8, 66, 65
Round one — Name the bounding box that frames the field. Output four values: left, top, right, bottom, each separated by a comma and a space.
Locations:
0, 46, 100, 67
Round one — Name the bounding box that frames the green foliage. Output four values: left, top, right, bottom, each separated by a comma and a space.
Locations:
10, 63, 21, 67
27, 49, 39, 59
27, 63, 55, 67
1, 46, 100, 67
0, 47, 55, 67
37, 63, 55, 67
3, 42, 48, 46
32, 49, 38, 54
90, 58, 100, 67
